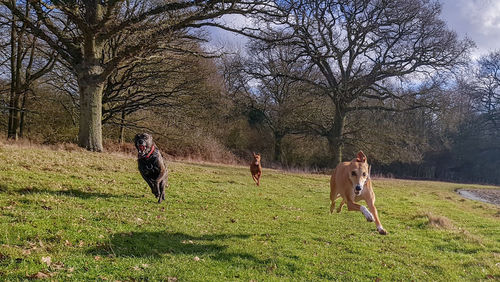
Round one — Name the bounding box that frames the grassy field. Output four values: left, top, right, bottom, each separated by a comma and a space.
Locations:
0, 144, 499, 280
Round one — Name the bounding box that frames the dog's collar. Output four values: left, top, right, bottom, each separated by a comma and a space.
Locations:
140, 144, 155, 159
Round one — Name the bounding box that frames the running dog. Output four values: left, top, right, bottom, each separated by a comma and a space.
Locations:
250, 153, 262, 186
330, 151, 387, 235
134, 133, 168, 203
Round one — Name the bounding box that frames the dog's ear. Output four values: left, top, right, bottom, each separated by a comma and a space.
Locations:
356, 151, 367, 163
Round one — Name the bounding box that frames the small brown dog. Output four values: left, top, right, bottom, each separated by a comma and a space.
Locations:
330, 151, 387, 235
250, 153, 262, 186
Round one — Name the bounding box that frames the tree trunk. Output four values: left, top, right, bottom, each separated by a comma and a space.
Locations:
326, 108, 346, 167
19, 91, 28, 138
118, 109, 126, 144
118, 95, 128, 144
274, 133, 284, 164
7, 7, 18, 140
7, 93, 21, 140
77, 69, 104, 151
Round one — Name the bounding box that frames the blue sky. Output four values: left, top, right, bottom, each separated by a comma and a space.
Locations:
440, 0, 500, 57
207, 0, 500, 58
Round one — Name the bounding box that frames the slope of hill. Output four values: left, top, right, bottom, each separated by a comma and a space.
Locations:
0, 144, 499, 280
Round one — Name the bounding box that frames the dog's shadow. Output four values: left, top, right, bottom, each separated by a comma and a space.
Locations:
13, 187, 135, 199
88, 231, 265, 263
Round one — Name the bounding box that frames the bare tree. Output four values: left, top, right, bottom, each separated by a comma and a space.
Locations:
1, 0, 269, 151
238, 0, 473, 165
225, 42, 319, 163
1, 2, 56, 139
474, 50, 500, 129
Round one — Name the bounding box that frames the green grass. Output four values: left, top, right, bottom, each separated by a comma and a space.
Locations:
0, 144, 499, 280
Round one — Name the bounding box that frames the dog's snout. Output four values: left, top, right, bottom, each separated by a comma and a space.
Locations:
138, 140, 146, 146
355, 185, 362, 191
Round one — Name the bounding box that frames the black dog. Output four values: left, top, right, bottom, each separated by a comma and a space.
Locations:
134, 133, 168, 203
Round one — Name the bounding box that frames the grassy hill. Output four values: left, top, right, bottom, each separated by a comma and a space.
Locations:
0, 144, 499, 280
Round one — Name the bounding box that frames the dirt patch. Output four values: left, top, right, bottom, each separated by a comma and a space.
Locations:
456, 189, 500, 206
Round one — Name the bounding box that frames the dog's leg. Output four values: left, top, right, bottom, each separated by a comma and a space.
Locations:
367, 202, 386, 235
330, 199, 336, 214
156, 181, 162, 203
161, 180, 166, 201
336, 199, 345, 213
158, 180, 165, 203
257, 172, 261, 186
329, 175, 337, 213
147, 180, 158, 198
347, 200, 374, 222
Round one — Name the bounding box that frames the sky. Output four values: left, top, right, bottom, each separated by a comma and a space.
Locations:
440, 0, 500, 58
207, 0, 500, 59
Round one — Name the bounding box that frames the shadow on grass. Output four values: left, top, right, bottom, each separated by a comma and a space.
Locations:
13, 187, 136, 199
88, 231, 276, 266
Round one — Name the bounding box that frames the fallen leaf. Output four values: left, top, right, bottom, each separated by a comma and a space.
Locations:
167, 277, 178, 282
267, 263, 277, 272
193, 256, 200, 261
29, 272, 49, 279
52, 262, 65, 270
64, 240, 72, 246
41, 256, 51, 266
94, 256, 101, 261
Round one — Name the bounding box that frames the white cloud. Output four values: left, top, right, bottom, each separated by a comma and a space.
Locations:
202, 14, 251, 53
441, 0, 500, 56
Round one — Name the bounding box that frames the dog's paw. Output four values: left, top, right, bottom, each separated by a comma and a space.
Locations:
360, 206, 374, 222
377, 226, 387, 235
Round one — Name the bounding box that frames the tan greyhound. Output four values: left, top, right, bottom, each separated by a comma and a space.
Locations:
330, 151, 387, 235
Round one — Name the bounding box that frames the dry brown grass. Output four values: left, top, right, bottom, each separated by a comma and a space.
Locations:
103, 140, 137, 156
424, 212, 455, 229
0, 137, 84, 152
0, 137, 243, 165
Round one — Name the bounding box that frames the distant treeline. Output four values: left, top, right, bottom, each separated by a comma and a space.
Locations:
0, 1, 498, 184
